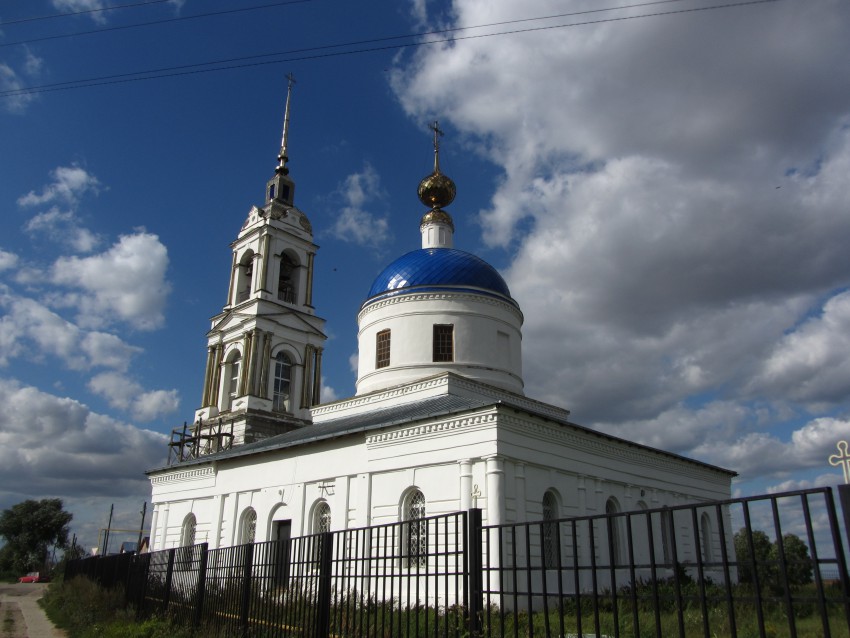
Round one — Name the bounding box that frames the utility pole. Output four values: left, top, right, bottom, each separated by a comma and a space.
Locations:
137, 501, 147, 551
102, 504, 114, 556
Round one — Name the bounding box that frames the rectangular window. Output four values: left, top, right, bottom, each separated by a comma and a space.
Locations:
433, 324, 454, 362
376, 329, 391, 368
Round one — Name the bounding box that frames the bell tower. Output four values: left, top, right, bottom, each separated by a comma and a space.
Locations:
193, 75, 327, 448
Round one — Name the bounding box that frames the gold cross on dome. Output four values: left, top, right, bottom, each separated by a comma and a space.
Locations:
429, 121, 444, 172
829, 440, 850, 484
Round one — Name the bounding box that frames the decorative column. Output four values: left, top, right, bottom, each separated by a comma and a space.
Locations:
514, 462, 527, 521
245, 328, 261, 396
305, 252, 315, 308
301, 345, 314, 409
459, 459, 473, 511
149, 504, 160, 551
257, 332, 272, 399
312, 347, 323, 405
484, 455, 505, 594
259, 234, 271, 292
159, 504, 170, 550
210, 495, 224, 549
226, 253, 237, 306
209, 344, 223, 407
201, 346, 215, 406
240, 333, 252, 396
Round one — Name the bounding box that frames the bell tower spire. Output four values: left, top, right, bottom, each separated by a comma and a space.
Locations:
193, 74, 327, 447
276, 73, 296, 176
266, 74, 297, 210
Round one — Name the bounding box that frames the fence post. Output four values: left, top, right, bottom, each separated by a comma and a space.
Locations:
240, 543, 255, 636
467, 508, 483, 637
838, 485, 850, 553
163, 549, 176, 614
193, 543, 209, 630
314, 532, 333, 638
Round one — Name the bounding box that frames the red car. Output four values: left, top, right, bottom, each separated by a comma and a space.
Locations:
18, 572, 48, 583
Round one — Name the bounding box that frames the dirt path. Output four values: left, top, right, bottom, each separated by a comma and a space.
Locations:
0, 584, 66, 638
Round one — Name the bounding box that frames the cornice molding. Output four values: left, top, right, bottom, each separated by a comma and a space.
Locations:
150, 465, 215, 485
366, 410, 497, 446
358, 290, 523, 323
312, 374, 450, 416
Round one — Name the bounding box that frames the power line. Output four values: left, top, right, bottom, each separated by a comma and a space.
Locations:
0, 0, 781, 99
0, 0, 313, 48
1, 0, 172, 26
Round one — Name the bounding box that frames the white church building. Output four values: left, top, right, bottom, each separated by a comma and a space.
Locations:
146, 84, 734, 570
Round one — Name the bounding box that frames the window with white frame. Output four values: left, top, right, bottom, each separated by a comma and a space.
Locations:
240, 507, 257, 544
272, 351, 292, 412
181, 513, 197, 547
404, 490, 427, 568
606, 497, 623, 566
225, 351, 241, 410
661, 508, 675, 565
432, 324, 454, 362
700, 513, 713, 563
542, 491, 559, 569
313, 502, 331, 534
376, 329, 391, 369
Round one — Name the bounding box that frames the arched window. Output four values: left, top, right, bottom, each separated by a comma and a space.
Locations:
313, 502, 331, 534
225, 351, 241, 410
240, 507, 257, 544
661, 508, 675, 565
542, 491, 559, 569
606, 497, 623, 566
278, 253, 298, 303
237, 251, 254, 303
272, 351, 292, 412
404, 490, 427, 568
181, 514, 197, 547
700, 513, 713, 563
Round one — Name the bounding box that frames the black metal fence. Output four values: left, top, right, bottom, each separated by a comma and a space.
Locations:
66, 487, 850, 637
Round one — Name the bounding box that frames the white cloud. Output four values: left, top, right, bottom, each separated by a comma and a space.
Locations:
51, 0, 109, 24
0, 250, 18, 272
349, 351, 359, 374
0, 287, 141, 370
329, 164, 393, 249
688, 416, 850, 480
0, 379, 167, 504
320, 378, 339, 403
18, 165, 100, 208
25, 206, 101, 253
748, 290, 850, 406
51, 232, 171, 330
88, 372, 180, 422
387, 0, 850, 485
0, 62, 36, 114
766, 473, 842, 494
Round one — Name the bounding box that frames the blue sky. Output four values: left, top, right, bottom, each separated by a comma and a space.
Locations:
2, 0, 850, 553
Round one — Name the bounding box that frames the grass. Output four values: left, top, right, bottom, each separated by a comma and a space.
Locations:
40, 576, 192, 638
47, 562, 850, 637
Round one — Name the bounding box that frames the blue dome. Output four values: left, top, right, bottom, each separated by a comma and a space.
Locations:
364, 248, 514, 306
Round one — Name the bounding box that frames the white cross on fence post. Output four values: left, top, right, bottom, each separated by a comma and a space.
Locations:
471, 484, 482, 508
828, 440, 850, 484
